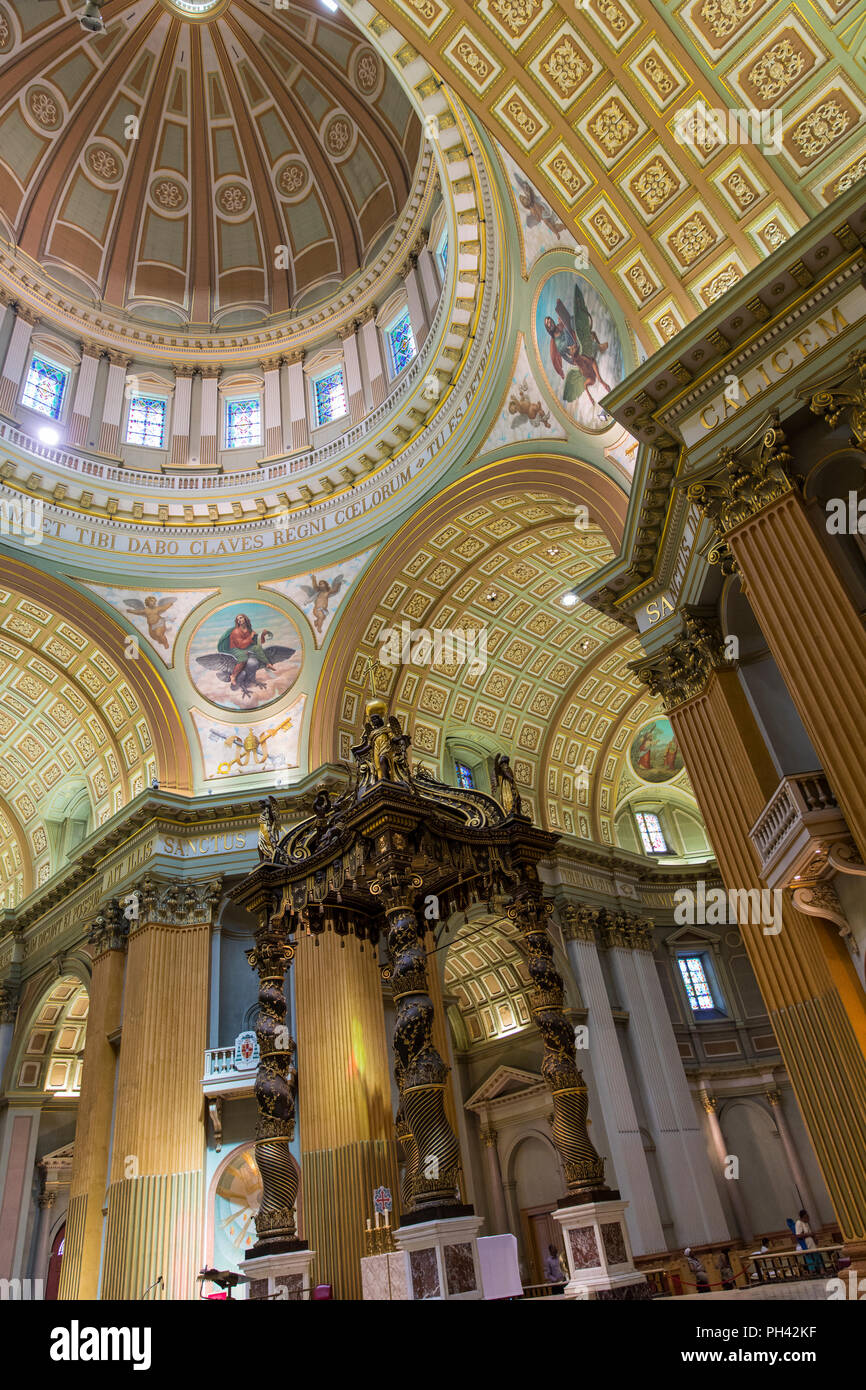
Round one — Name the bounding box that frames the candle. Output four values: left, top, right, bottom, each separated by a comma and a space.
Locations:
375, 1212, 380, 1228
384, 1210, 390, 1228
366, 1219, 371, 1232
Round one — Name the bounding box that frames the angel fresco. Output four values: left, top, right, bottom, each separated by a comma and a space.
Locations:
299, 574, 345, 635
543, 282, 612, 408
513, 172, 567, 239
123, 594, 175, 649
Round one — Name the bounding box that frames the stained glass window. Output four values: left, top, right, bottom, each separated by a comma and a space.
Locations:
455, 761, 474, 789
436, 231, 448, 277
314, 369, 347, 427
387, 309, 416, 377
126, 395, 167, 448
678, 956, 714, 1012
225, 397, 262, 449
635, 810, 668, 854
22, 356, 68, 420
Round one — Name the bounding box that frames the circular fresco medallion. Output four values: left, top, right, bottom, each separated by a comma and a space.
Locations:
324, 114, 354, 158
26, 85, 62, 131
187, 601, 302, 713
629, 717, 684, 784
354, 47, 381, 96
151, 176, 188, 212
0, 5, 15, 54
217, 183, 251, 215
533, 269, 625, 433
86, 144, 123, 184
276, 159, 309, 200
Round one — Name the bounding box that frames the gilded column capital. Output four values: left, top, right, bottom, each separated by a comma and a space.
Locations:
560, 902, 599, 943
127, 873, 224, 927
199, 365, 222, 380
14, 302, 40, 328
106, 349, 131, 369
480, 1126, 498, 1149
259, 355, 284, 373
687, 413, 799, 571
808, 348, 866, 449
699, 1091, 717, 1115
80, 340, 103, 360
87, 899, 130, 954
38, 1190, 57, 1210
284, 348, 305, 366
173, 363, 196, 379
629, 609, 732, 711
765, 1089, 782, 1107
357, 303, 377, 326
337, 321, 359, 342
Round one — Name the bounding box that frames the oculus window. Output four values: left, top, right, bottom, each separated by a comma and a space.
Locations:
225, 397, 262, 449
314, 368, 347, 428
635, 810, 668, 854
386, 308, 416, 377
126, 395, 167, 449
22, 356, 68, 420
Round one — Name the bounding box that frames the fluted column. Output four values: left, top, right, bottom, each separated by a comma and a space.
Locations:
479, 1122, 508, 1234
59, 905, 128, 1300
699, 1091, 751, 1241
562, 907, 666, 1254
261, 357, 284, 457
198, 368, 220, 468
97, 353, 130, 457
601, 914, 729, 1244
286, 350, 308, 451
0, 984, 18, 1086
34, 1190, 57, 1283
636, 620, 866, 1243
339, 324, 365, 424
417, 238, 440, 320
766, 1089, 819, 1219
359, 307, 386, 408
66, 344, 102, 446
169, 367, 193, 467
101, 878, 220, 1299
0, 305, 38, 418
294, 930, 398, 1298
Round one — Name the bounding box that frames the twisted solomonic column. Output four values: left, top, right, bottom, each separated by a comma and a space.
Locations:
508, 885, 608, 1201
246, 933, 301, 1250
372, 855, 462, 1215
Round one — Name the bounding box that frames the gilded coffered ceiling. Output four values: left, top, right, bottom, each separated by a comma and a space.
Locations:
358, 0, 866, 344
0, 0, 421, 322
331, 490, 702, 846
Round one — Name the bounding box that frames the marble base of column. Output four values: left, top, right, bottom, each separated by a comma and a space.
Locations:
243, 1246, 316, 1301
392, 1214, 484, 1300
552, 1199, 650, 1301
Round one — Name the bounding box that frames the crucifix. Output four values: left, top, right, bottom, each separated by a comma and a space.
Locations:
362, 654, 384, 696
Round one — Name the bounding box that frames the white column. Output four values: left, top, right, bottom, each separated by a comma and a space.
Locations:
339, 325, 365, 425
767, 1089, 820, 1218
169, 368, 194, 467
402, 257, 428, 349
700, 1091, 752, 1242
261, 357, 284, 457
603, 919, 730, 1246
97, 354, 130, 457
286, 351, 308, 452
479, 1121, 509, 1235
359, 309, 386, 408
198, 368, 220, 468
417, 241, 440, 320
67, 344, 101, 446
0, 985, 18, 1084
563, 913, 666, 1256
0, 306, 38, 418
34, 1190, 56, 1282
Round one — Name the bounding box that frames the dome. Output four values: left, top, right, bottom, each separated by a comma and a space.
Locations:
0, 0, 422, 324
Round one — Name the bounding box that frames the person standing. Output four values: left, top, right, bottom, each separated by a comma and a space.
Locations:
718, 1249, 736, 1290
685, 1247, 710, 1293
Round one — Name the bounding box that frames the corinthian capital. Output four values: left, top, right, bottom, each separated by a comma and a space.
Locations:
808, 349, 866, 449
687, 412, 797, 563
629, 609, 731, 711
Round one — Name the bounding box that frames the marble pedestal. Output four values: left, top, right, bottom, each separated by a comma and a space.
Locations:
242, 1247, 317, 1301
361, 1251, 410, 1301
552, 1199, 649, 1301
392, 1214, 485, 1300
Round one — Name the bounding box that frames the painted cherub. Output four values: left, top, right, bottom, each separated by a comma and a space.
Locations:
123, 594, 176, 649
300, 573, 345, 635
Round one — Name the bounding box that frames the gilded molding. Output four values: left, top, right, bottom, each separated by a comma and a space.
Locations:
808, 348, 866, 449
687, 412, 798, 570
0, 982, 19, 1024
560, 903, 655, 950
